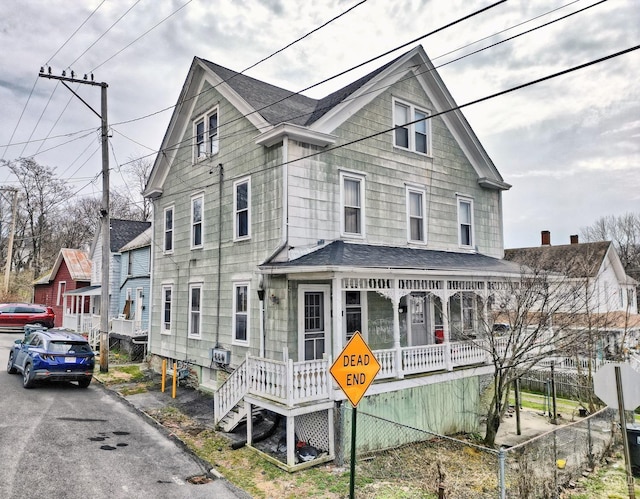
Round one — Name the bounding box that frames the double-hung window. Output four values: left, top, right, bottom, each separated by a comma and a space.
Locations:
188, 283, 202, 338
345, 291, 367, 342
191, 194, 203, 249
406, 186, 427, 243
393, 99, 431, 155
457, 196, 474, 248
208, 112, 219, 155
233, 177, 250, 241
193, 108, 219, 161
340, 171, 365, 237
233, 282, 249, 344
195, 120, 205, 160
163, 206, 174, 253
161, 285, 172, 334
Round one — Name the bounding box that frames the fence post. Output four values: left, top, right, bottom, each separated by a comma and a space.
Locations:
499, 446, 506, 499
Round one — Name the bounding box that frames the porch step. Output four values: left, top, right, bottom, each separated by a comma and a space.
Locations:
218, 402, 264, 433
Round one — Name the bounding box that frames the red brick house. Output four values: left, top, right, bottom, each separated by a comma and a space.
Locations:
33, 248, 92, 327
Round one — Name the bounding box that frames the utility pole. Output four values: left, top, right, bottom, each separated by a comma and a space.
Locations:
1, 187, 18, 295
38, 68, 110, 372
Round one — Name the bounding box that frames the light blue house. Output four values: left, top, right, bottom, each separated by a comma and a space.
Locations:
114, 226, 152, 334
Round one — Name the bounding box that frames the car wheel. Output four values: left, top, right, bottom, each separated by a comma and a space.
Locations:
7, 351, 17, 374
78, 377, 92, 388
22, 363, 35, 389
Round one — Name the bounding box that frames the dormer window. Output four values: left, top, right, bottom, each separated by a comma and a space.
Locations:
193, 109, 219, 162
393, 99, 431, 155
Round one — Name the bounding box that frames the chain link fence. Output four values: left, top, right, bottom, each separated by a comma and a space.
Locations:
340, 405, 620, 498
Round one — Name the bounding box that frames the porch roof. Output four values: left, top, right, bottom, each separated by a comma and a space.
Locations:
260, 241, 522, 276
64, 285, 101, 296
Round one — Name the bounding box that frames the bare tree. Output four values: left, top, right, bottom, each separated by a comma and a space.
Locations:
2, 158, 72, 277
480, 258, 590, 446
581, 213, 640, 282
122, 156, 153, 221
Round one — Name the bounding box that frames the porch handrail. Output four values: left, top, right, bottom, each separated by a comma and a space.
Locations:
214, 355, 249, 425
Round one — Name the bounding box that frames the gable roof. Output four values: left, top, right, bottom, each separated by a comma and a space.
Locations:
90, 219, 151, 258
108, 219, 151, 253
260, 241, 521, 275
33, 248, 91, 285
144, 45, 509, 198
120, 227, 151, 252
504, 241, 614, 279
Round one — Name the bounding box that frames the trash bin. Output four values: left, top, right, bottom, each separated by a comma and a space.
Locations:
627, 423, 640, 476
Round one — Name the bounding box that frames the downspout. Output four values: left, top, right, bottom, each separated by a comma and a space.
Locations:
215, 164, 224, 347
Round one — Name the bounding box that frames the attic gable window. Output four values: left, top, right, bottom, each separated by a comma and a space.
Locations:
393, 99, 431, 155
193, 108, 219, 162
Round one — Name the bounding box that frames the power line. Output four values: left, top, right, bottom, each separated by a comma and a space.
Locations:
126, 0, 607, 175
1, 0, 107, 162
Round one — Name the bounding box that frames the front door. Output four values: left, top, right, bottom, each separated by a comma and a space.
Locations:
409, 292, 430, 345
298, 285, 331, 361
134, 288, 144, 330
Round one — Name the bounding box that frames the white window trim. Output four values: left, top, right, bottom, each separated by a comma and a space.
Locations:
233, 177, 251, 242
193, 107, 219, 163
193, 117, 205, 163
163, 205, 174, 254
127, 253, 133, 276
392, 97, 432, 156
406, 186, 427, 245
208, 109, 219, 156
456, 195, 475, 249
297, 284, 331, 362
188, 283, 203, 339
191, 194, 204, 250
343, 290, 368, 343
340, 170, 366, 238
161, 284, 173, 335
57, 281, 66, 307
232, 281, 250, 346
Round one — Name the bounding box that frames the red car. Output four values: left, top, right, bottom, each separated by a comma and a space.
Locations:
0, 303, 55, 331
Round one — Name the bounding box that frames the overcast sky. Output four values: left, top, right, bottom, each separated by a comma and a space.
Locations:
0, 0, 638, 249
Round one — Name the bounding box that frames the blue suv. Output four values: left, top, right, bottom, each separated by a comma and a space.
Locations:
7, 329, 95, 388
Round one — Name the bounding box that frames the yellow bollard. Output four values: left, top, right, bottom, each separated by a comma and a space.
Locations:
161, 359, 167, 392
172, 362, 177, 399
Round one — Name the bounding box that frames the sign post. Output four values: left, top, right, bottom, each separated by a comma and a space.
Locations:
593, 362, 640, 499
330, 332, 381, 499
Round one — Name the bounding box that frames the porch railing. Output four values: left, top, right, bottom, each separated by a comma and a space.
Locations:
214, 334, 562, 424
214, 353, 330, 425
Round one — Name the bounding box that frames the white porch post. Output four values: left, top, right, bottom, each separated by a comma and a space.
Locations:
392, 280, 403, 379
332, 275, 342, 361
286, 415, 296, 467
442, 291, 453, 371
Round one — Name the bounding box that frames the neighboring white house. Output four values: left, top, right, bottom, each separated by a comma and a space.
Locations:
504, 231, 640, 359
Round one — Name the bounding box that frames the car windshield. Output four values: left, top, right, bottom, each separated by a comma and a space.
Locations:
49, 341, 92, 354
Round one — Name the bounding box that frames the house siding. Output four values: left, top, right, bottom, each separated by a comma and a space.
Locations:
119, 245, 151, 329
287, 80, 503, 257
150, 80, 284, 368
339, 375, 483, 455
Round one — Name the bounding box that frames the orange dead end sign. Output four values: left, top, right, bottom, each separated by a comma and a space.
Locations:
330, 331, 381, 407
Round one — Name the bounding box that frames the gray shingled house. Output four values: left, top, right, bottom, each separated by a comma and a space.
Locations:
143, 45, 526, 469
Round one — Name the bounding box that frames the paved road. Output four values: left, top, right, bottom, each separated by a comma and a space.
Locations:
0, 332, 247, 499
